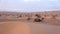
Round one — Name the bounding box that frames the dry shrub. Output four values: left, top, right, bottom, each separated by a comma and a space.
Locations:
27, 17, 31, 20
35, 14, 41, 18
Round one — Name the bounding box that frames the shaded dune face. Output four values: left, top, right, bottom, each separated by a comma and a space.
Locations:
0, 22, 30, 34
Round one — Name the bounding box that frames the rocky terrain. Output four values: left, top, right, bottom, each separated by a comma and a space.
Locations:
0, 11, 60, 25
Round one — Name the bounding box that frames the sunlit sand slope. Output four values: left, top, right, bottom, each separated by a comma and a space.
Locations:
0, 22, 30, 34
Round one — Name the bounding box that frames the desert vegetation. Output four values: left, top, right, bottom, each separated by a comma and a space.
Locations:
0, 11, 60, 25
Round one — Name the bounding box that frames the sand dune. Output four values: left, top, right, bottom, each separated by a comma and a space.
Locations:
0, 22, 30, 34
28, 23, 60, 34
0, 21, 60, 34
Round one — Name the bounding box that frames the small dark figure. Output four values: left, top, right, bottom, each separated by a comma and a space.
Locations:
34, 18, 41, 22
41, 18, 44, 20
35, 14, 41, 18
27, 17, 30, 20
18, 15, 22, 17
0, 14, 1, 16
34, 18, 44, 22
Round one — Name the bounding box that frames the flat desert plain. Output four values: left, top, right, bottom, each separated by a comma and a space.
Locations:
0, 21, 60, 34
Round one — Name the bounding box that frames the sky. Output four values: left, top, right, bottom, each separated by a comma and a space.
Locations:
0, 0, 60, 12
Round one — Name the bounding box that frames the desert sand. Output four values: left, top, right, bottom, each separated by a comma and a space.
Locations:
0, 11, 60, 34
0, 21, 60, 34
0, 22, 30, 34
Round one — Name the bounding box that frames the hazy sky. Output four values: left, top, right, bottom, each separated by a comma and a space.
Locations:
0, 0, 60, 12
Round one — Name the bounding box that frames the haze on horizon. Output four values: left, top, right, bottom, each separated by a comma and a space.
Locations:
0, 0, 60, 12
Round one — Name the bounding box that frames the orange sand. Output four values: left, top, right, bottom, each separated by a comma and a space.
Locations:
0, 22, 30, 34
0, 21, 60, 34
